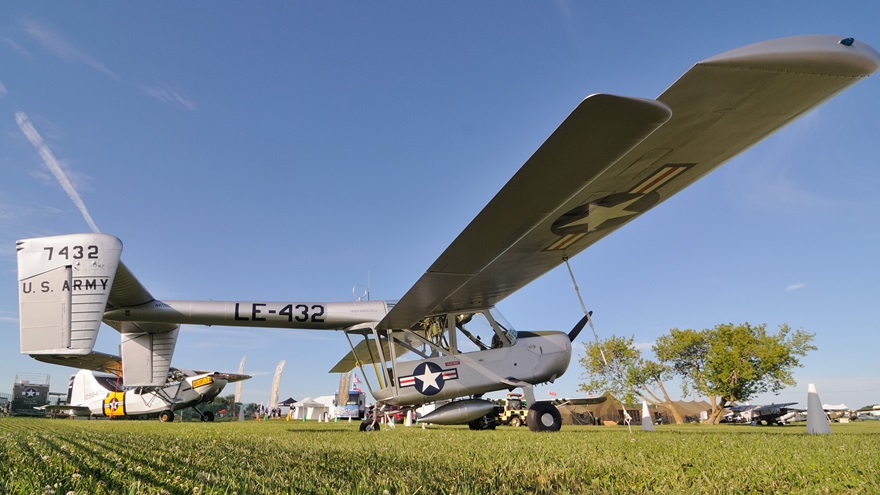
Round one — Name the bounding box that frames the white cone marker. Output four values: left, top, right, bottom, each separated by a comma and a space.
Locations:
806, 383, 831, 435
641, 401, 655, 432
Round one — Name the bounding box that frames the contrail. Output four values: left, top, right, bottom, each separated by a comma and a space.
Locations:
15, 111, 101, 233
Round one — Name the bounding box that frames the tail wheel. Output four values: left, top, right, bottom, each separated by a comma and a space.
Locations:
159, 410, 174, 423
509, 416, 522, 428
201, 411, 215, 422
359, 419, 380, 432
527, 402, 562, 432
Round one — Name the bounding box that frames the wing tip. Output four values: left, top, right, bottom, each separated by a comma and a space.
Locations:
699, 34, 880, 77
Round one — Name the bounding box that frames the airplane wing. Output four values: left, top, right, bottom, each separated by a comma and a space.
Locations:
752, 402, 798, 413
330, 336, 409, 373
378, 35, 880, 331
191, 371, 253, 383
219, 373, 251, 383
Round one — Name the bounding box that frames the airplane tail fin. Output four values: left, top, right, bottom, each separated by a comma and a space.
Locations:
17, 234, 123, 357
19, 233, 181, 388
70, 369, 112, 407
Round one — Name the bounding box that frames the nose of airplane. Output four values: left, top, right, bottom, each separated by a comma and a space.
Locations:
530, 331, 573, 382
190, 374, 228, 398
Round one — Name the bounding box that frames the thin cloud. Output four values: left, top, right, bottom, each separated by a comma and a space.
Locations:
785, 282, 807, 292
20, 18, 119, 80
139, 85, 197, 111
15, 112, 101, 233
2, 36, 31, 57
0, 81, 7, 97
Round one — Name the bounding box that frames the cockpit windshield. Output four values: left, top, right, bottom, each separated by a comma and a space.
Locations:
455, 308, 517, 352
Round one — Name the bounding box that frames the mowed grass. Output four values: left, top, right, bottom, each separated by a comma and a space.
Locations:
1, 418, 879, 495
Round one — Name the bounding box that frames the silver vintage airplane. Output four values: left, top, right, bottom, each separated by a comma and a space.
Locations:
16, 35, 879, 431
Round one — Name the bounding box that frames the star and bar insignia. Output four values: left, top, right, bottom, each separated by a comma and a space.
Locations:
398, 362, 459, 396
546, 164, 692, 251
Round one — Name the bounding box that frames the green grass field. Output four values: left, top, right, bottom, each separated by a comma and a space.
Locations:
1, 417, 878, 494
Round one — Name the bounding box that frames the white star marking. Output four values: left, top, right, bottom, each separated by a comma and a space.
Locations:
415, 366, 442, 392
559, 196, 642, 232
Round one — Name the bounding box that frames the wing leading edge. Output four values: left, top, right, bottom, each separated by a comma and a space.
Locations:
379, 35, 880, 331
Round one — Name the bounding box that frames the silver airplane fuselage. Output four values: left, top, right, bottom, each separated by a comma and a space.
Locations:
103, 299, 573, 407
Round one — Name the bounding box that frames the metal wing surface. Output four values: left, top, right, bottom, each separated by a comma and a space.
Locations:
330, 337, 409, 373
192, 371, 253, 383
378, 35, 880, 331
32, 350, 123, 376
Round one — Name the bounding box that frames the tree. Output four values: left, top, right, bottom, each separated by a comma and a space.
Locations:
579, 335, 685, 424
654, 323, 816, 424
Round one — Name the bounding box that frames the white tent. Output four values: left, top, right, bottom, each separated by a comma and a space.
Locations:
291, 396, 334, 420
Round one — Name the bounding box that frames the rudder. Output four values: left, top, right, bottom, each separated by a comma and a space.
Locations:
17, 234, 122, 357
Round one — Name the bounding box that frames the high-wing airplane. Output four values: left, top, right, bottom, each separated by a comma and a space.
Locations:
16, 35, 880, 432
50, 364, 250, 422
722, 402, 799, 426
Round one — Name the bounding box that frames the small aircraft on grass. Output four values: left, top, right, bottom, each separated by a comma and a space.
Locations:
17, 35, 879, 432
41, 352, 250, 422
722, 402, 799, 426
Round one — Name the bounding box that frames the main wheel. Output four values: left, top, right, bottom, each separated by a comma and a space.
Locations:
359, 419, 380, 432
467, 413, 496, 430
527, 401, 562, 432
201, 411, 215, 422
509, 416, 522, 428
159, 410, 174, 423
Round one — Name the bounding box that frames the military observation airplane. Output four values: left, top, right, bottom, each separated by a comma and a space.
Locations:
48, 362, 250, 422
17, 35, 880, 432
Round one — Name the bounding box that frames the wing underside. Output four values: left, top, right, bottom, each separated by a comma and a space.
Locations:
378, 35, 880, 331
331, 335, 409, 373
32, 350, 123, 376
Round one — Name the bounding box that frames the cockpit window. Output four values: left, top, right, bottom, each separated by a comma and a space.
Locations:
455, 308, 516, 352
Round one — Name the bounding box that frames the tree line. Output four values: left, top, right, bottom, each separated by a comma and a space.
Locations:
578, 322, 816, 424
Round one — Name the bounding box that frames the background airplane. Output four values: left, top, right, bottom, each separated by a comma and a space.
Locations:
49, 366, 250, 422
722, 402, 799, 425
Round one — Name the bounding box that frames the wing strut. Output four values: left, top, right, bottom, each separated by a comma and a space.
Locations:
563, 256, 634, 432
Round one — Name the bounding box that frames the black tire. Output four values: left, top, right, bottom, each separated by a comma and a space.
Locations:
159, 410, 174, 423
467, 413, 496, 430
527, 401, 562, 432
201, 411, 215, 422
509, 416, 522, 428
359, 419, 380, 432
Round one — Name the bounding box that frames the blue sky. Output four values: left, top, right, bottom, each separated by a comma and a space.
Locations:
2, 3, 879, 409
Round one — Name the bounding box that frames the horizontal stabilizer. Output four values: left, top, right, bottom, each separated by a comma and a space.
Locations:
552, 396, 608, 406
45, 405, 92, 415
17, 234, 123, 356
32, 350, 123, 376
